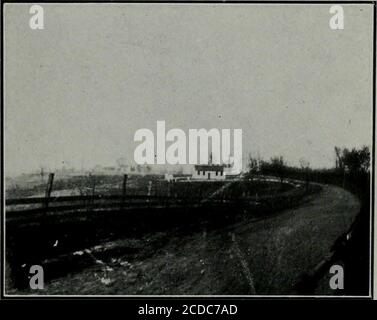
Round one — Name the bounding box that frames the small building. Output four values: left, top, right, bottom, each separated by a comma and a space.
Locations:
192, 164, 226, 180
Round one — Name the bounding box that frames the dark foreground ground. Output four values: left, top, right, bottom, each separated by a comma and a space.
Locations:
6, 184, 361, 295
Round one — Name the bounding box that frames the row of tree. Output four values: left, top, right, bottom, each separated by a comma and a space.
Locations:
246, 146, 370, 188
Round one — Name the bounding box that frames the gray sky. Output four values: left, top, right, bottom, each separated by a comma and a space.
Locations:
4, 3, 374, 175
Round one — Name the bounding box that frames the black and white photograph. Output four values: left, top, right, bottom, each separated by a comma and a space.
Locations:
1, 1, 375, 302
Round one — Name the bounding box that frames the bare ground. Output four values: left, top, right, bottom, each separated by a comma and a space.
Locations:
11, 184, 359, 295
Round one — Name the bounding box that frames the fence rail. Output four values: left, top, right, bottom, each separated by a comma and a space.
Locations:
6, 194, 255, 205
5, 194, 263, 216
6, 175, 308, 216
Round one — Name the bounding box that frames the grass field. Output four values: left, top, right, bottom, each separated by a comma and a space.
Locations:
5, 173, 328, 295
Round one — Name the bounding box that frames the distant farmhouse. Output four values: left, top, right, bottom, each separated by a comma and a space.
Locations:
165, 164, 229, 181
164, 154, 240, 182
192, 154, 235, 180
192, 164, 226, 180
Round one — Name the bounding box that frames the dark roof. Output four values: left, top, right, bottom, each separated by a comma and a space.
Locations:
194, 164, 225, 171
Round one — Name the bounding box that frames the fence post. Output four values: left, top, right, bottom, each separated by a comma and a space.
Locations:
91, 175, 96, 204
44, 173, 54, 208
184, 183, 189, 206
122, 174, 128, 206
167, 181, 171, 197
167, 181, 171, 207
147, 181, 152, 203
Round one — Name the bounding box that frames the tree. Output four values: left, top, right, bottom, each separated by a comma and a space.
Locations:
341, 146, 370, 174
247, 154, 259, 178
269, 156, 286, 183
334, 146, 370, 188
358, 146, 371, 173
299, 158, 310, 191
334, 146, 344, 169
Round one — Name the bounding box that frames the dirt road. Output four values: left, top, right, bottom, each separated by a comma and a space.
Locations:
229, 184, 360, 294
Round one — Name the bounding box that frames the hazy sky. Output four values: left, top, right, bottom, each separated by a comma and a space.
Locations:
4, 3, 374, 175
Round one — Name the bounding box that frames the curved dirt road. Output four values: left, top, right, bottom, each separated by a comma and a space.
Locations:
135, 184, 360, 295
229, 184, 360, 294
